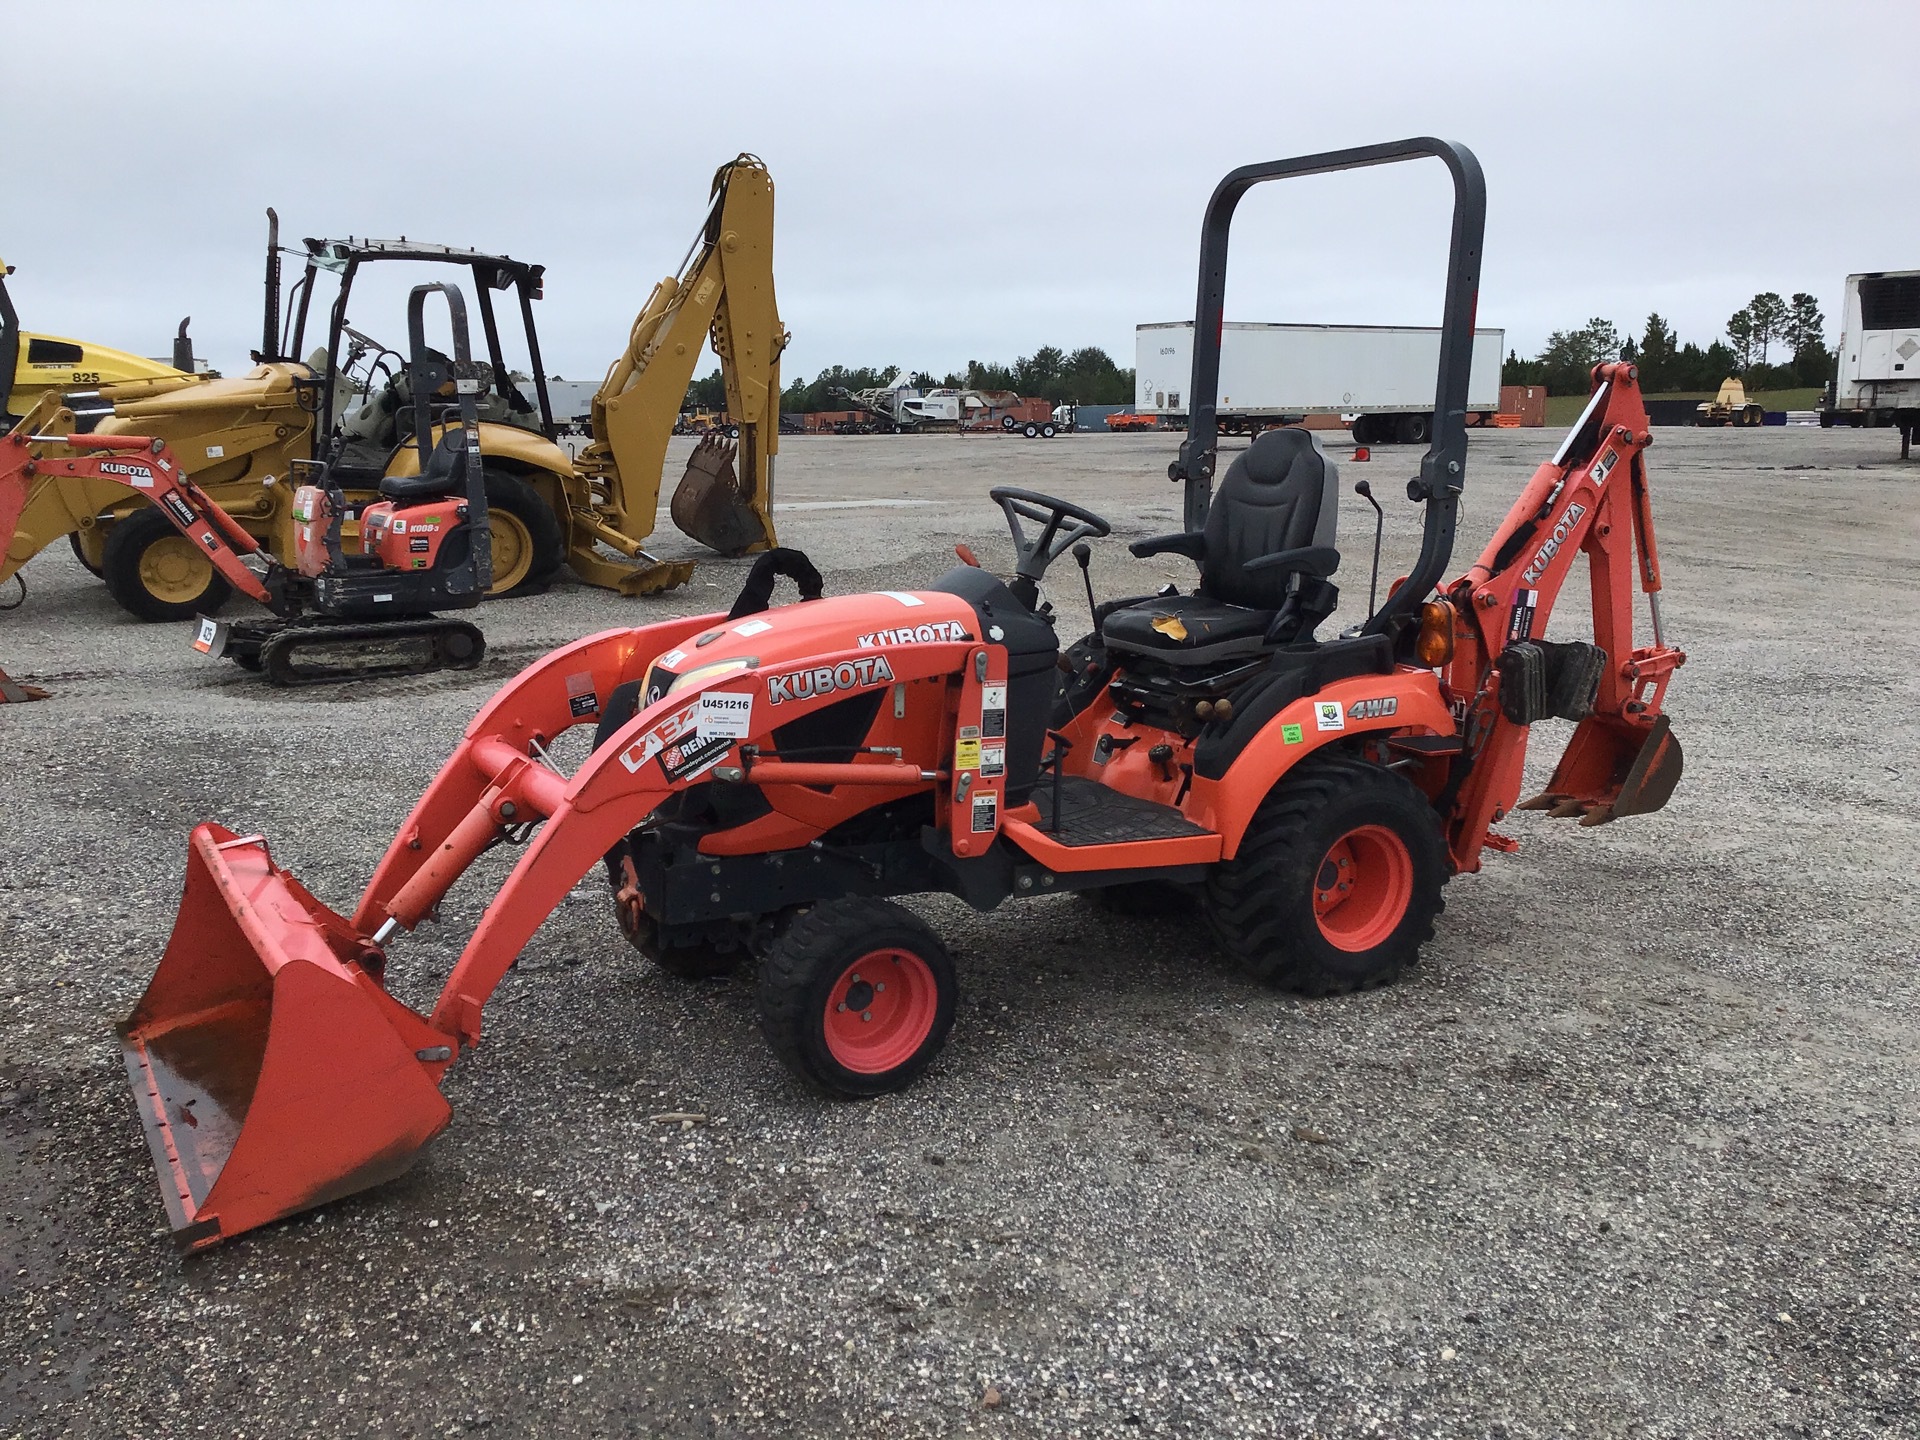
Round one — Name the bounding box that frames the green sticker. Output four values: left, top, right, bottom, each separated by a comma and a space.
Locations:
1282, 723, 1303, 744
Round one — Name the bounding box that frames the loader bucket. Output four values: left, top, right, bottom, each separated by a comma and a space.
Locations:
1521, 713, 1684, 826
120, 823, 452, 1251
671, 434, 769, 556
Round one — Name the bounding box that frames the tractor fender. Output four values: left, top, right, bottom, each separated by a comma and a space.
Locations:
1192, 668, 1453, 857
382, 421, 574, 481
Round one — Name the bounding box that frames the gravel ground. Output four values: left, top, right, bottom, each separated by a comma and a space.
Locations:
1, 427, 1915, 1438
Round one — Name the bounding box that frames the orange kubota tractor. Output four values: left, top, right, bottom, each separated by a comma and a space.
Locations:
118, 139, 1683, 1251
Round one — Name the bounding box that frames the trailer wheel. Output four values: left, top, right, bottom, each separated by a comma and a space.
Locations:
101, 506, 234, 622
1001, 415, 1017, 431
1205, 754, 1445, 995
758, 897, 957, 1098
1402, 411, 1432, 444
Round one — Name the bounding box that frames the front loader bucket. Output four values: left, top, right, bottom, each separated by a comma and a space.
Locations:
671, 434, 769, 557
1521, 713, 1684, 827
120, 824, 452, 1251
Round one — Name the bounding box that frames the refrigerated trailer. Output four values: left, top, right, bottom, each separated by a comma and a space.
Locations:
1821, 271, 1920, 457
1135, 321, 1505, 444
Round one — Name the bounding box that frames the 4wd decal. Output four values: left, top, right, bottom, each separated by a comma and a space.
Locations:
1348, 697, 1399, 721
767, 655, 895, 705
1521, 500, 1588, 584
857, 622, 970, 648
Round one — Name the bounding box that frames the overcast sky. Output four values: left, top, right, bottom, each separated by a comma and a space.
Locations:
4, 1, 1913, 384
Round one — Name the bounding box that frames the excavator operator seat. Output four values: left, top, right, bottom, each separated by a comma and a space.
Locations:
378, 428, 473, 501
1102, 427, 1341, 665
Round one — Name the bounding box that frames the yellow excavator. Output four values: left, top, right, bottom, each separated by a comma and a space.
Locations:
1, 155, 785, 621
0, 257, 190, 425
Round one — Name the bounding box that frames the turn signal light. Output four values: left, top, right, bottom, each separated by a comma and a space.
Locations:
1416, 600, 1456, 666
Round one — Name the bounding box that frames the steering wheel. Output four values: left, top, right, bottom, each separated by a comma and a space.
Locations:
988, 487, 1111, 592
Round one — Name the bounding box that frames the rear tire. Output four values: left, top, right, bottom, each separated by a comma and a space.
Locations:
1205, 754, 1446, 995
480, 468, 564, 598
1402, 411, 1433, 444
101, 507, 233, 622
757, 897, 957, 1098
618, 905, 743, 980
1041, 423, 1057, 438
1023, 422, 1040, 438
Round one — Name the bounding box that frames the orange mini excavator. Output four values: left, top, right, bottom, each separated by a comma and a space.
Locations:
116, 139, 1683, 1250
1, 283, 496, 685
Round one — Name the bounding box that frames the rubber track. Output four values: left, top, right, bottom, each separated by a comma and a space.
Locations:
1205, 753, 1446, 996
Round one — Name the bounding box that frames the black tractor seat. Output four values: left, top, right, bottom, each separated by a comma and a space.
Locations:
1102, 427, 1341, 666
379, 429, 474, 501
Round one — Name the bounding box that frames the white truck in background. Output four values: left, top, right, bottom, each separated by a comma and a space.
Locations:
1821, 271, 1920, 457
1135, 321, 1505, 444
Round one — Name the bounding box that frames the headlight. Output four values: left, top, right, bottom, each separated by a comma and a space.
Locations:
665, 657, 757, 695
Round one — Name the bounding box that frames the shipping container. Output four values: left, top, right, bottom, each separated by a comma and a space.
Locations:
1821, 270, 1920, 456
1134, 321, 1505, 444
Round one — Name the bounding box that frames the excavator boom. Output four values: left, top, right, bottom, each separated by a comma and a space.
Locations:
571, 155, 787, 593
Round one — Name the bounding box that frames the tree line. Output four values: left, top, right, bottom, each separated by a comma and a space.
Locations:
684, 344, 1136, 413
1503, 292, 1834, 395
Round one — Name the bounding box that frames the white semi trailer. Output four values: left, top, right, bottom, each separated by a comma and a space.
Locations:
1135, 321, 1505, 444
1821, 271, 1920, 457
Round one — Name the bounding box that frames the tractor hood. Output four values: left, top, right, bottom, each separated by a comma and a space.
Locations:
644, 588, 983, 699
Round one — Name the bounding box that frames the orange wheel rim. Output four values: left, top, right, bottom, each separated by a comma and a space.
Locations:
822, 949, 937, 1073
1313, 824, 1413, 952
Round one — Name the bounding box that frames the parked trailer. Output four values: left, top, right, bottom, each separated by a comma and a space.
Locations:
1135, 321, 1504, 444
1821, 271, 1920, 457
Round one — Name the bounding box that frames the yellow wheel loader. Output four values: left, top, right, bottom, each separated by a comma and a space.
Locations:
0, 156, 784, 622
0, 258, 192, 428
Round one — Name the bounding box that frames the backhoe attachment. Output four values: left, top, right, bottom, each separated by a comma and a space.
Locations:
569, 155, 787, 591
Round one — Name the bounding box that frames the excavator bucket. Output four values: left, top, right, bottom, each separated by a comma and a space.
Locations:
1520, 713, 1684, 827
671, 434, 769, 557
120, 824, 452, 1251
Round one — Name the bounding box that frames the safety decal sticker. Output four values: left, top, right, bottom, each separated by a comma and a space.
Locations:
659, 733, 732, 783
979, 744, 1005, 778
1507, 588, 1539, 643
565, 670, 599, 718
733, 619, 773, 637
767, 656, 895, 705
1315, 701, 1345, 732
981, 685, 1006, 710
955, 737, 982, 771
858, 621, 970, 647
392, 519, 407, 534
970, 792, 998, 834
697, 690, 754, 739
1281, 723, 1304, 744
659, 649, 687, 668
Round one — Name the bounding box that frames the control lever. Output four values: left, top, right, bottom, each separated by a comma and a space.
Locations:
1071, 541, 1097, 626
1354, 479, 1385, 622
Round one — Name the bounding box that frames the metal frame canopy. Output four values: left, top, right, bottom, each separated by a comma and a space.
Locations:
257, 212, 556, 450
1168, 137, 1486, 640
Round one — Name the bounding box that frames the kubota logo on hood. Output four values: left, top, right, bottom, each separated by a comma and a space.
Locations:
858, 622, 970, 647
768, 656, 895, 705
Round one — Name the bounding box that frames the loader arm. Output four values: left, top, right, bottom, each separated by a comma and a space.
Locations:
572, 154, 787, 585
0, 429, 278, 606
1439, 362, 1685, 869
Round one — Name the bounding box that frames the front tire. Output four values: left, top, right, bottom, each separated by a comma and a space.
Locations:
100, 507, 233, 622
69, 526, 107, 577
617, 904, 743, 979
1205, 754, 1446, 995
757, 897, 957, 1098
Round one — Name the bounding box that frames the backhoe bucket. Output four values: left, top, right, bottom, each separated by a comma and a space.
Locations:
671, 434, 769, 557
120, 824, 452, 1251
1521, 713, 1684, 826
